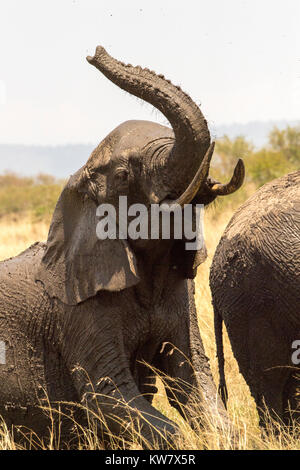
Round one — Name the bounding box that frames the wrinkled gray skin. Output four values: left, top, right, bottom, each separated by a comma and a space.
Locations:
210, 171, 300, 428
0, 47, 243, 448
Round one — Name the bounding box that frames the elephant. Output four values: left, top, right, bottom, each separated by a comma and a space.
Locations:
210, 171, 300, 429
0, 46, 244, 448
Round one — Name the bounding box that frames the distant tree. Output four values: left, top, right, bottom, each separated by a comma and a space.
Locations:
0, 171, 33, 187
0, 172, 64, 220
35, 173, 56, 186
269, 126, 300, 166
247, 149, 290, 187
214, 135, 254, 179
209, 126, 299, 214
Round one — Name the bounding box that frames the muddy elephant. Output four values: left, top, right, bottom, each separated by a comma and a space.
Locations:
0, 46, 244, 448
210, 171, 300, 428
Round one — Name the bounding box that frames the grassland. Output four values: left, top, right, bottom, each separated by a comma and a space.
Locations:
0, 207, 298, 450
0, 126, 299, 448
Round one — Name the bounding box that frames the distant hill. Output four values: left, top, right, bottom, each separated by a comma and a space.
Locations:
210, 120, 300, 148
0, 144, 94, 178
0, 120, 299, 177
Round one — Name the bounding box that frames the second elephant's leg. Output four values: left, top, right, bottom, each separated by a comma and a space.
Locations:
225, 310, 292, 428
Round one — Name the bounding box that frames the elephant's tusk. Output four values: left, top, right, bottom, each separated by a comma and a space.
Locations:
170, 142, 215, 207
209, 159, 245, 196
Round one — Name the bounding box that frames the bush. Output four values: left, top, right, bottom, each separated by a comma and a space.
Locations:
209, 125, 299, 214
269, 126, 300, 166
0, 125, 299, 220
246, 149, 292, 188
0, 172, 64, 221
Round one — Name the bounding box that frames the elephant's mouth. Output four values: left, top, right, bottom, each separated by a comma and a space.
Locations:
161, 143, 245, 208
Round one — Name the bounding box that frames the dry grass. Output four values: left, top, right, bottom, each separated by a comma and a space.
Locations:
0, 210, 298, 450
0, 214, 49, 261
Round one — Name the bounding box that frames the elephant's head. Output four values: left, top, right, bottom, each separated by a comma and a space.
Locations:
37, 46, 244, 305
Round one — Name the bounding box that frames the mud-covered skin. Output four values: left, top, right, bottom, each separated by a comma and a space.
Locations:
0, 46, 242, 447
210, 171, 300, 426
0, 242, 226, 446
0, 243, 80, 440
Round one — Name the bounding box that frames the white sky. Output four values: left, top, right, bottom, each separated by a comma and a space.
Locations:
0, 0, 299, 144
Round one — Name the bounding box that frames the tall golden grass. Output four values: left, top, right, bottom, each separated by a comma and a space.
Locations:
0, 210, 298, 450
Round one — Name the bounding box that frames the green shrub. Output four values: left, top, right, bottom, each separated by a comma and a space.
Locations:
246, 149, 293, 188
0, 125, 298, 220
209, 125, 299, 215
0, 172, 64, 221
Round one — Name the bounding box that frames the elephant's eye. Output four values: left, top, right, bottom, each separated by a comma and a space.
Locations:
114, 169, 128, 183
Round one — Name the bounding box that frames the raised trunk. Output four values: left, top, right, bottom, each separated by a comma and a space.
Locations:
87, 46, 210, 194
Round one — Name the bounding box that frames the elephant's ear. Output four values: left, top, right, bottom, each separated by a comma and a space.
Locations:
36, 171, 139, 305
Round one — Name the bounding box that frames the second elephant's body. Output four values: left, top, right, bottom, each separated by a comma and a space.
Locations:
210, 171, 300, 425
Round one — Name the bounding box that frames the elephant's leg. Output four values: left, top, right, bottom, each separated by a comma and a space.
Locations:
62, 309, 178, 449
154, 284, 231, 434
225, 309, 292, 428
131, 340, 159, 405
282, 371, 300, 425
86, 371, 178, 448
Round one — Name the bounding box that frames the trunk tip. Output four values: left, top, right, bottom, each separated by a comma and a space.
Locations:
86, 45, 107, 65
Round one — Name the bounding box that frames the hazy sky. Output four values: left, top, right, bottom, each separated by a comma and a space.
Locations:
0, 0, 299, 144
